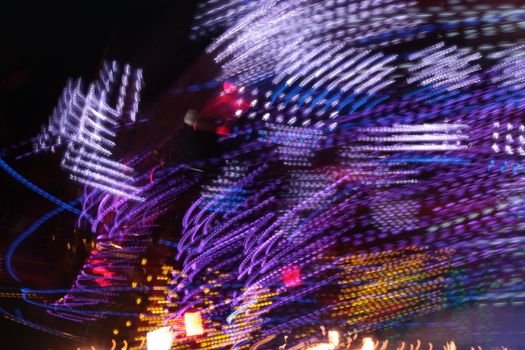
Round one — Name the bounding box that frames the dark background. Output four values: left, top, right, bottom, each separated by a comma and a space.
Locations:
0, 2, 199, 349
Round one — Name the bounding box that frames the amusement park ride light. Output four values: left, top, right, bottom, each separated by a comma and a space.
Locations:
361, 337, 375, 350
146, 327, 173, 350
306, 330, 340, 350
184, 311, 204, 336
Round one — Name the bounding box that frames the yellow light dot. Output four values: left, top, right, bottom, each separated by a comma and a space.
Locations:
141, 258, 147, 266
146, 275, 153, 282
125, 321, 132, 327
113, 329, 119, 335
136, 298, 142, 305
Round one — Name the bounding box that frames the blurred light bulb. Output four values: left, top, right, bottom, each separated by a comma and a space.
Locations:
361, 337, 374, 350
328, 330, 340, 347
184, 311, 204, 336
307, 344, 332, 350
147, 327, 173, 350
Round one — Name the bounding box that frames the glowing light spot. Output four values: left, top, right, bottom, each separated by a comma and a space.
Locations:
223, 81, 237, 94
184, 312, 204, 336
307, 344, 332, 350
361, 337, 374, 350
328, 331, 339, 347
282, 265, 303, 288
216, 125, 230, 135
147, 327, 173, 350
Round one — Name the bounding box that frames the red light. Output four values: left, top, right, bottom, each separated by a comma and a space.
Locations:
93, 266, 114, 279
282, 265, 303, 288
216, 125, 230, 136
95, 278, 111, 287
222, 81, 237, 94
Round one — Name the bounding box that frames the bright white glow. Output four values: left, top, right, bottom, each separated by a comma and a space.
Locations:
327, 330, 339, 347
444, 341, 457, 350
147, 327, 173, 350
361, 337, 374, 350
307, 344, 332, 350
307, 330, 340, 350
184, 312, 204, 336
